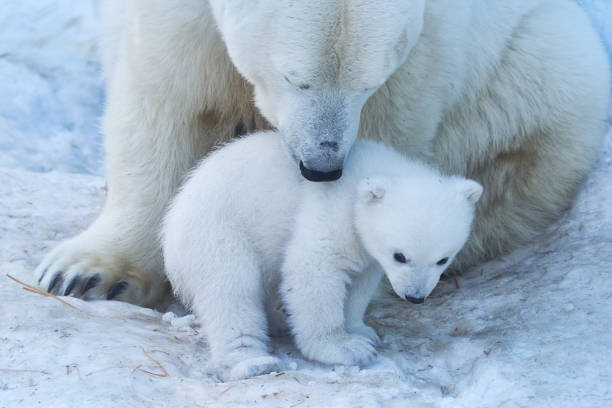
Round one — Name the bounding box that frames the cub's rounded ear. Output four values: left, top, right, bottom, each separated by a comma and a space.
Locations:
456, 179, 483, 204
358, 177, 388, 203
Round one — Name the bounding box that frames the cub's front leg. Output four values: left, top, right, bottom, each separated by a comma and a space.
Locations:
281, 242, 378, 366
344, 264, 383, 346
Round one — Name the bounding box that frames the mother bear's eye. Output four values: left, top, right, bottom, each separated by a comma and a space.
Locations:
283, 75, 310, 90
393, 252, 407, 263
436, 257, 449, 266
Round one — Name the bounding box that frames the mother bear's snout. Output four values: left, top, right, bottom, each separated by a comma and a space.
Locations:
319, 141, 339, 152
405, 296, 425, 305
299, 160, 343, 182
298, 139, 345, 181
298, 141, 345, 182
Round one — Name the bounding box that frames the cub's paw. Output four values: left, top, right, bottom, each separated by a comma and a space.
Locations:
347, 324, 381, 347
301, 332, 378, 367
220, 356, 284, 382
34, 238, 154, 306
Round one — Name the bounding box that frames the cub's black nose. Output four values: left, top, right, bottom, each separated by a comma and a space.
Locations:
299, 161, 342, 182
405, 296, 425, 304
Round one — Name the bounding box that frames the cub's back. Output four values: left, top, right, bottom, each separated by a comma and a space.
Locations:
166, 132, 303, 261
188, 131, 301, 214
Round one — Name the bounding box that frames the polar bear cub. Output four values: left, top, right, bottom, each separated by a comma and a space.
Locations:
162, 131, 482, 381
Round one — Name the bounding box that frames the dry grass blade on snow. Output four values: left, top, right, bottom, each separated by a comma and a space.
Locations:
6, 273, 83, 312
135, 348, 169, 378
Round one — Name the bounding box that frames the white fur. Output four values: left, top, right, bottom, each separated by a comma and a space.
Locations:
35, 0, 610, 307
162, 131, 481, 380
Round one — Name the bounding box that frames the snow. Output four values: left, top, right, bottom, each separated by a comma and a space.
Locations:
576, 0, 612, 63
0, 0, 104, 176
1, 1, 611, 407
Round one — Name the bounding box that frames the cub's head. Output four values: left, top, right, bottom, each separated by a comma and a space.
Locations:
209, 0, 425, 181
355, 175, 483, 304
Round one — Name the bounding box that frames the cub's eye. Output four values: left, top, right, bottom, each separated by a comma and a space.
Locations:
436, 257, 449, 266
393, 252, 407, 264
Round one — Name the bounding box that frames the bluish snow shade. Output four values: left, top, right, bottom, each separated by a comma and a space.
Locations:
0, 0, 105, 175
576, 0, 612, 62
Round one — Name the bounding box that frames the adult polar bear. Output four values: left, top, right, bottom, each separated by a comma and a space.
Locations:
36, 0, 610, 307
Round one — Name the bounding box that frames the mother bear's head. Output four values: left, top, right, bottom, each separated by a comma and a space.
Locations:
209, 0, 425, 181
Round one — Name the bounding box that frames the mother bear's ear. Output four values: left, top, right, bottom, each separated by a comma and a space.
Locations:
358, 177, 388, 203
455, 178, 483, 204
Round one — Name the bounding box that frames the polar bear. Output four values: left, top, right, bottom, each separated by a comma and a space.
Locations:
35, 0, 610, 307
162, 131, 482, 380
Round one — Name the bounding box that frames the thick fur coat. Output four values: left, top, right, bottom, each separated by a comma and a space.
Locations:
162, 131, 481, 380
36, 0, 610, 307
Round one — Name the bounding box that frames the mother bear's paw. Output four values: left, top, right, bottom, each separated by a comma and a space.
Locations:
34, 236, 156, 306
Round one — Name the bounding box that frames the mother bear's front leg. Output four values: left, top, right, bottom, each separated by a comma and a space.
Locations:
33, 1, 265, 307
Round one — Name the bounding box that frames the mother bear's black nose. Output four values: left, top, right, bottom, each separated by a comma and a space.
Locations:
405, 296, 425, 304
299, 161, 343, 182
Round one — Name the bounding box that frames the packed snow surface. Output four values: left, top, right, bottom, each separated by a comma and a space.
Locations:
1, 1, 611, 407
0, 0, 104, 175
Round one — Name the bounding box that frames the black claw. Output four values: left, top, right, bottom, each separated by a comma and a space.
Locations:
107, 280, 129, 300
64, 276, 81, 296
81, 274, 101, 295
38, 266, 49, 284
47, 272, 62, 293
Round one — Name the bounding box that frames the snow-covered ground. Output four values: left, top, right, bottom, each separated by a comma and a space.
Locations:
577, 0, 612, 63
0, 0, 104, 175
1, 1, 611, 407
